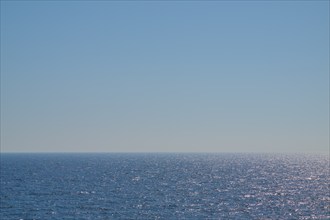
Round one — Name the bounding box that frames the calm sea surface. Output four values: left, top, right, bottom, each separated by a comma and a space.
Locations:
0, 153, 329, 219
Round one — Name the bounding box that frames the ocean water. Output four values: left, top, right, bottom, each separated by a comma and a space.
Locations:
0, 153, 329, 219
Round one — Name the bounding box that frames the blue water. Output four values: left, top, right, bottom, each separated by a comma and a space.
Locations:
0, 153, 329, 219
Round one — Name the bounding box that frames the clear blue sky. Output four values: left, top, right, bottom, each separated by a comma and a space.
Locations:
1, 1, 329, 153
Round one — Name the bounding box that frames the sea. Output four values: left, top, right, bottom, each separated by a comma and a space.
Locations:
0, 153, 329, 219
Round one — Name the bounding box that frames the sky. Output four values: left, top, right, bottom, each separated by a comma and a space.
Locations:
1, 1, 329, 153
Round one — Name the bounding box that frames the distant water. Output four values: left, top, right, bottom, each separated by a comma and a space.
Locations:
1, 153, 329, 219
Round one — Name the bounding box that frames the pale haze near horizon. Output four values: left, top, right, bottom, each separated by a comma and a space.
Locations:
1, 1, 329, 153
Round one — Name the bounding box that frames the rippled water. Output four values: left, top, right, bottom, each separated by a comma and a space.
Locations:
1, 153, 329, 219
